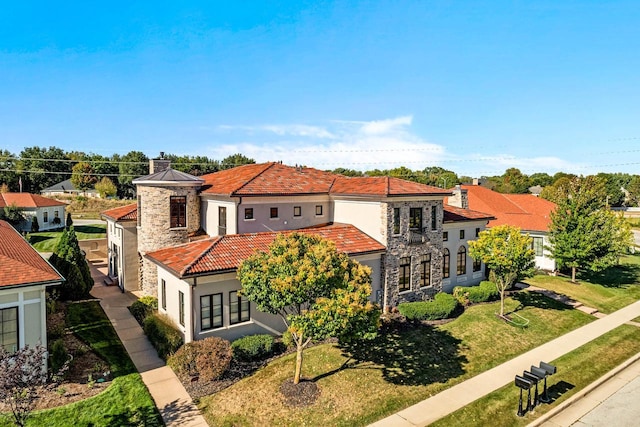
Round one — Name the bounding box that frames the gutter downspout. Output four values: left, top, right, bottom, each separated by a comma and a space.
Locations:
191, 277, 197, 342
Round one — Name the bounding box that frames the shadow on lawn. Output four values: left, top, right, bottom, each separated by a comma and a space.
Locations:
335, 321, 467, 386
74, 225, 107, 234
578, 262, 640, 288
98, 404, 163, 427
28, 235, 55, 245
512, 292, 570, 312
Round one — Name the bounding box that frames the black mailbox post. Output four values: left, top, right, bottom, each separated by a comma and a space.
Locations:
531, 366, 549, 403
514, 375, 533, 417
538, 361, 557, 403
523, 370, 540, 408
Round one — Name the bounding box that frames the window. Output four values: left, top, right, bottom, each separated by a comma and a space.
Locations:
43, 211, 48, 223
473, 257, 482, 272
409, 208, 422, 230
443, 249, 450, 278
218, 206, 227, 235
457, 246, 467, 276
431, 206, 437, 230
244, 208, 254, 220
459, 230, 465, 239
316, 205, 323, 216
201, 294, 223, 330
393, 208, 401, 234
532, 237, 544, 257
420, 254, 431, 287
399, 257, 411, 292
170, 196, 187, 228
475, 227, 480, 237
0, 307, 18, 353
54, 210, 59, 219
161, 279, 166, 310
178, 291, 185, 326
229, 291, 250, 324
443, 231, 448, 241
293, 206, 302, 217
270, 207, 278, 218
137, 195, 142, 227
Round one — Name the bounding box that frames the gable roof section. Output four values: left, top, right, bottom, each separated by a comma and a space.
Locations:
331, 176, 451, 197
145, 223, 385, 278
0, 193, 67, 209
443, 205, 495, 223
102, 203, 138, 222
0, 220, 63, 288
458, 185, 556, 232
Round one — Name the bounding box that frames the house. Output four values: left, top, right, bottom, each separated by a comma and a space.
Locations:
0, 220, 63, 353
41, 178, 100, 198
0, 192, 67, 232
447, 184, 557, 271
102, 159, 493, 342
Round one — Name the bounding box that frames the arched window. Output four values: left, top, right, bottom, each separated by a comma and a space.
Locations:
457, 246, 467, 276
443, 248, 450, 278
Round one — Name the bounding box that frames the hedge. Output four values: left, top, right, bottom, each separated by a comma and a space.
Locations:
397, 292, 460, 321
231, 334, 275, 361
143, 313, 183, 360
129, 296, 158, 325
168, 336, 232, 381
453, 281, 499, 305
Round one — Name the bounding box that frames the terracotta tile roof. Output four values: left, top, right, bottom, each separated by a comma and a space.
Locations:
0, 193, 67, 209
331, 176, 451, 197
455, 185, 556, 232
101, 203, 138, 222
443, 205, 495, 223
145, 223, 385, 278
200, 163, 451, 197
0, 220, 63, 288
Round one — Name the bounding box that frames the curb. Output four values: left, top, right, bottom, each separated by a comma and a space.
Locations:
527, 351, 640, 426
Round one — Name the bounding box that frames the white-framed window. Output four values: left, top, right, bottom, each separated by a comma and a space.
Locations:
0, 307, 18, 353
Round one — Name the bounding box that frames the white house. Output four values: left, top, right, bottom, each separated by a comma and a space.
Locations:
0, 192, 67, 232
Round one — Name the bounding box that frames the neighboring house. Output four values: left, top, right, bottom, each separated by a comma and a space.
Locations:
41, 178, 99, 198
0, 220, 63, 353
447, 184, 557, 271
0, 193, 67, 232
103, 159, 493, 342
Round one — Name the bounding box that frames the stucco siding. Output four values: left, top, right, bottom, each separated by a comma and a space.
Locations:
237, 196, 331, 234
442, 221, 488, 293
333, 200, 384, 243
0, 286, 49, 352
201, 199, 237, 236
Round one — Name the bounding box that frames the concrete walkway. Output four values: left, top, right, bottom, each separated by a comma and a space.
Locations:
370, 299, 640, 427
88, 260, 208, 427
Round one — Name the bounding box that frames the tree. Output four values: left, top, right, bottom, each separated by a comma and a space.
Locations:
49, 226, 93, 300
17, 146, 70, 193
468, 225, 536, 317
66, 212, 73, 229
70, 161, 97, 194
220, 153, 255, 170
627, 175, 640, 207
493, 168, 531, 194
95, 177, 117, 198
529, 172, 554, 187
547, 176, 632, 282
30, 216, 39, 233
118, 151, 149, 198
237, 233, 380, 384
1, 204, 25, 229
0, 149, 18, 191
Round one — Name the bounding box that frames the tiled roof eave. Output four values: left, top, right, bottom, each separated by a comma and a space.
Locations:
1, 278, 63, 290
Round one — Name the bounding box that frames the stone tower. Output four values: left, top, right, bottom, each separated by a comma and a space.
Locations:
133, 162, 204, 295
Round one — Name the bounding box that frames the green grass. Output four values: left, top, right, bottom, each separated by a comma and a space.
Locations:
198, 293, 593, 427
431, 324, 640, 427
523, 254, 640, 313
0, 301, 162, 427
28, 224, 106, 252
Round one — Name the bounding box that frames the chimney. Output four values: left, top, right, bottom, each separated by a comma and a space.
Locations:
448, 185, 469, 209
149, 152, 171, 174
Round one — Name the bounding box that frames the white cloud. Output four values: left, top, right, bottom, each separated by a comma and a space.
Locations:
217, 124, 335, 139
358, 115, 413, 135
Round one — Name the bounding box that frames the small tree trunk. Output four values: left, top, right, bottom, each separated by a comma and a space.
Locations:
571, 266, 577, 283
293, 335, 304, 384
500, 288, 505, 317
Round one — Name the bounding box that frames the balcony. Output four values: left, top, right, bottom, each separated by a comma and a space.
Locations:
409, 227, 428, 244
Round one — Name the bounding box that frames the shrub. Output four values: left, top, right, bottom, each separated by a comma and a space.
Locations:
453, 281, 499, 305
31, 217, 39, 232
168, 336, 232, 381
281, 330, 294, 349
231, 334, 275, 361
143, 314, 183, 360
397, 293, 459, 321
129, 296, 158, 325
49, 339, 68, 375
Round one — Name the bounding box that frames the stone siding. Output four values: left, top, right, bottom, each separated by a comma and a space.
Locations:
137, 185, 200, 294
382, 200, 444, 309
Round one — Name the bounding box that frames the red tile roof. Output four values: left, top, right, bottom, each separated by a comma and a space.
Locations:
454, 185, 556, 232
443, 205, 495, 223
101, 203, 138, 222
0, 193, 67, 209
145, 223, 385, 278
200, 163, 451, 197
0, 220, 63, 288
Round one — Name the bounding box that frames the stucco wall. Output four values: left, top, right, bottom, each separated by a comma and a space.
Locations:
441, 221, 488, 292
0, 286, 49, 352
201, 198, 237, 236
237, 196, 331, 234
333, 199, 384, 243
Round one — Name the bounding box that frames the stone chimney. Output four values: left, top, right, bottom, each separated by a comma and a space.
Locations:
149, 152, 171, 174
448, 185, 469, 209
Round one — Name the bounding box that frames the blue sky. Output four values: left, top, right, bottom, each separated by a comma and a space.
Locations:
2, 1, 640, 177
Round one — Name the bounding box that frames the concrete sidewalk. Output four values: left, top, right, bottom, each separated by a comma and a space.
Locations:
369, 299, 640, 427
89, 260, 208, 427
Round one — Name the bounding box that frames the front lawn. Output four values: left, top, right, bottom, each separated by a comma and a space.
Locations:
523, 254, 640, 313
198, 293, 592, 427
28, 224, 106, 252
431, 324, 640, 427
6, 301, 163, 427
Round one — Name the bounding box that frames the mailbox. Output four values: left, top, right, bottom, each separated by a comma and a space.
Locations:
540, 361, 557, 375
514, 375, 533, 416
523, 371, 540, 407
515, 375, 532, 389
